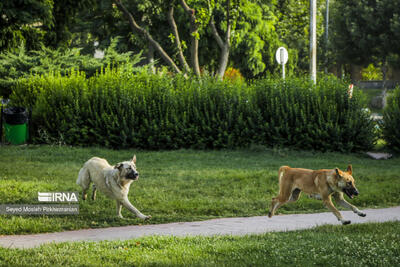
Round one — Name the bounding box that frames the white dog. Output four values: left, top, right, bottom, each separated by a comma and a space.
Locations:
76, 156, 151, 220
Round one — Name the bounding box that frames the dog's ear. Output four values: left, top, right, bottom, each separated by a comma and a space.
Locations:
335, 168, 341, 178
132, 155, 136, 164
347, 164, 353, 175
114, 163, 123, 170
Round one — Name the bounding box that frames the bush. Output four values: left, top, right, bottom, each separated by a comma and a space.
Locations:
382, 87, 400, 151
0, 39, 143, 98
224, 67, 244, 83
249, 77, 376, 151
361, 64, 383, 81
10, 70, 376, 151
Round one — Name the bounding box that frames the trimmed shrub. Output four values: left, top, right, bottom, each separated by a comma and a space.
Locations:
382, 87, 400, 151
249, 77, 376, 151
10, 69, 376, 151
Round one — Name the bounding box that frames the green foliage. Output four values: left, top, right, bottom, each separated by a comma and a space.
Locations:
275, 0, 326, 72
224, 67, 244, 83
10, 69, 375, 151
230, 0, 281, 78
43, 0, 96, 48
382, 87, 400, 151
361, 64, 383, 81
0, 40, 142, 97
331, 0, 400, 66
250, 76, 376, 152
66, 0, 287, 78
0, 0, 53, 51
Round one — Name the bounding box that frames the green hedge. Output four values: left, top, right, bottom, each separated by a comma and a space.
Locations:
9, 68, 376, 151
382, 87, 400, 151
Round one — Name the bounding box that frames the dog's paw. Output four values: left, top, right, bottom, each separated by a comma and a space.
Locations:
341, 220, 351, 225
358, 212, 366, 217
143, 215, 151, 221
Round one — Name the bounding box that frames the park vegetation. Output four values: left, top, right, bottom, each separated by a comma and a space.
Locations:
382, 87, 400, 151
0, 222, 399, 266
1, 1, 400, 152
1, 146, 400, 235
9, 67, 376, 152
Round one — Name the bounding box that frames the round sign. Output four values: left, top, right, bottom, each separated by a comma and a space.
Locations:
275, 47, 288, 65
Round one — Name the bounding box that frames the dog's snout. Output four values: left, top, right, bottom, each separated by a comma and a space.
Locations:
353, 189, 359, 196
126, 169, 139, 180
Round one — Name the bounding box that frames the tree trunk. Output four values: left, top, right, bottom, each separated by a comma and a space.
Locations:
210, 19, 230, 79
209, 0, 231, 79
113, 0, 181, 74
217, 44, 229, 79
167, 5, 190, 74
147, 41, 155, 74
180, 0, 201, 76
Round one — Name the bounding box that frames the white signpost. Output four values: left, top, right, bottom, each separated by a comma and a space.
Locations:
275, 47, 288, 79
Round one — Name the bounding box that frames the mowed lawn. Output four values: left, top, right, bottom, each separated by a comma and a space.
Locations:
0, 222, 399, 266
0, 145, 399, 235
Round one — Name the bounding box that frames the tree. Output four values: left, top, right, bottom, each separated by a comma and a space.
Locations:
0, 0, 53, 51
112, 0, 239, 78
43, 0, 95, 48
331, 0, 400, 81
230, 0, 281, 78
275, 0, 326, 74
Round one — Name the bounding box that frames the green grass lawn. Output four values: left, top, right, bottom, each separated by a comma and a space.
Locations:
0, 222, 399, 266
0, 145, 399, 235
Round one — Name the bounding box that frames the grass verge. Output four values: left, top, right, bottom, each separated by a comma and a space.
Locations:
0, 221, 399, 266
0, 145, 399, 235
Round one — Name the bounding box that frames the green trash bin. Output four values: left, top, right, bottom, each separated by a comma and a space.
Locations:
3, 107, 29, 145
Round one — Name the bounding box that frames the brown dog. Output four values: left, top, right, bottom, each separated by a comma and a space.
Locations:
268, 165, 366, 224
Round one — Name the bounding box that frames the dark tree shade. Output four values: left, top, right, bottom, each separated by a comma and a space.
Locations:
0, 0, 53, 51
331, 0, 400, 66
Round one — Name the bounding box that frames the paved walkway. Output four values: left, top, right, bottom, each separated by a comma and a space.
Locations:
1, 206, 399, 249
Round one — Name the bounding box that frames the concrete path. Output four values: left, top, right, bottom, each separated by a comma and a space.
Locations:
1, 206, 399, 249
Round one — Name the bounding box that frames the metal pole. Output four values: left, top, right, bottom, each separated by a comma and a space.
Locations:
280, 49, 285, 79
324, 0, 330, 73
310, 0, 317, 84
283, 64, 285, 80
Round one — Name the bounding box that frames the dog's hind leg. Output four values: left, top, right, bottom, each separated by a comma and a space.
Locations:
76, 167, 91, 200
268, 189, 292, 218
333, 192, 366, 217
289, 188, 301, 202
121, 198, 151, 220
269, 168, 292, 218
269, 188, 301, 217
91, 184, 97, 201
269, 198, 284, 217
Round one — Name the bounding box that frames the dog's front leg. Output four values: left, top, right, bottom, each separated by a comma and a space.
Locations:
91, 184, 97, 201
333, 193, 366, 217
116, 201, 123, 218
121, 198, 151, 220
323, 196, 351, 225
